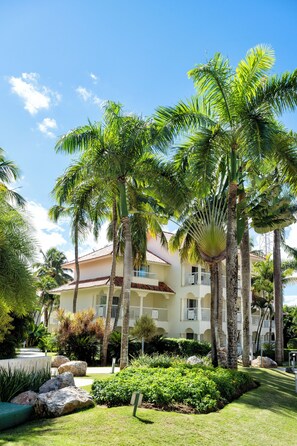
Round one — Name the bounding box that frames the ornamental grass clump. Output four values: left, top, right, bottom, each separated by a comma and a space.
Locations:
91, 364, 256, 413
0, 366, 51, 402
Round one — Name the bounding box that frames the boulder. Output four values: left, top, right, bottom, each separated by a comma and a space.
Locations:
51, 355, 70, 368
11, 391, 38, 406
39, 372, 75, 393
58, 361, 87, 377
187, 356, 203, 365
251, 356, 278, 368
35, 386, 95, 418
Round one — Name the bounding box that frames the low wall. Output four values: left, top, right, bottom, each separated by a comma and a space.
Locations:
0, 356, 51, 373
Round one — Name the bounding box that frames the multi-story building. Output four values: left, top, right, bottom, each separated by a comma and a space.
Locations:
52, 232, 273, 351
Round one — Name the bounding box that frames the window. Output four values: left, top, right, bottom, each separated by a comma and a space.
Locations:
135, 264, 149, 277
187, 299, 197, 309
95, 295, 106, 317
186, 332, 194, 340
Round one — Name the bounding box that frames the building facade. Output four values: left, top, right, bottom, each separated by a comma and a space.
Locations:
52, 232, 273, 351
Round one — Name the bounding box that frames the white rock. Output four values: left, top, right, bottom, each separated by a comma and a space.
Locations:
58, 361, 87, 377
51, 355, 70, 368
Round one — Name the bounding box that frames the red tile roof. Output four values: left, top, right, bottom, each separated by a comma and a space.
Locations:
52, 276, 175, 294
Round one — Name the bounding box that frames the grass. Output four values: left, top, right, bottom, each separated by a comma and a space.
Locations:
0, 368, 296, 446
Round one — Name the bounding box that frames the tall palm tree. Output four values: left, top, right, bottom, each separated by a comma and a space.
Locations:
155, 46, 297, 368
248, 167, 297, 363
55, 101, 165, 369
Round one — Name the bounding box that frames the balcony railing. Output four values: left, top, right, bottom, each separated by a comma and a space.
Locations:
96, 304, 168, 322
133, 270, 157, 279
187, 272, 227, 287
184, 308, 198, 320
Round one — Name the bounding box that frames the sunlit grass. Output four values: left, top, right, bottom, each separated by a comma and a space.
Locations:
0, 368, 296, 446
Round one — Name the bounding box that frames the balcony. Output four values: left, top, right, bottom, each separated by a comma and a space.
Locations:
133, 270, 158, 286
96, 304, 168, 322
183, 308, 198, 320
186, 272, 227, 287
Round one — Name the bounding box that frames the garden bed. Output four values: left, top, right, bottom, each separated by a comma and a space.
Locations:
91, 364, 257, 414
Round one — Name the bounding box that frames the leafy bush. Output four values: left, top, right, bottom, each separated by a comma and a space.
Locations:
55, 309, 104, 364
0, 315, 31, 359
287, 338, 297, 349
130, 353, 182, 368
145, 336, 211, 357
26, 322, 49, 348
0, 367, 51, 402
107, 331, 141, 363
91, 364, 255, 413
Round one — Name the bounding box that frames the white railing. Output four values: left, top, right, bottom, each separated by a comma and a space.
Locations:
186, 272, 227, 287
133, 271, 157, 279
184, 308, 198, 320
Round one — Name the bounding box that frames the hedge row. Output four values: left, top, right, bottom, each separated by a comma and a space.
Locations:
91, 364, 256, 413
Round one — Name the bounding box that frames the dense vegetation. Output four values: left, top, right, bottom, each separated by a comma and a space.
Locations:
0, 367, 51, 402
91, 363, 256, 413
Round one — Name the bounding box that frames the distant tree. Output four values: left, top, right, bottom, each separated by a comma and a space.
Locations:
131, 314, 157, 354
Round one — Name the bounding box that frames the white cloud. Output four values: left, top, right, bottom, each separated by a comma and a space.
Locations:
90, 72, 98, 83
284, 295, 297, 306
76, 85, 106, 109
38, 117, 57, 138
8, 72, 61, 115
26, 201, 68, 257
76, 86, 92, 102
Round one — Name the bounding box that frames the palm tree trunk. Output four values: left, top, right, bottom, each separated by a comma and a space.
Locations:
217, 261, 224, 348
274, 228, 283, 364
44, 304, 49, 328
120, 215, 133, 369
240, 224, 251, 367
113, 287, 123, 331
226, 178, 239, 369
256, 308, 267, 352
210, 263, 218, 367
73, 225, 79, 313
102, 201, 118, 366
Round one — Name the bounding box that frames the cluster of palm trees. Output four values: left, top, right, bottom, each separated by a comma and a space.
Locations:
51, 45, 297, 369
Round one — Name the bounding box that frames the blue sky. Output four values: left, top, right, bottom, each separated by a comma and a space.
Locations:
1, 0, 297, 304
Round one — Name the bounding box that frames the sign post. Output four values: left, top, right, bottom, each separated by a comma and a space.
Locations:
130, 391, 143, 417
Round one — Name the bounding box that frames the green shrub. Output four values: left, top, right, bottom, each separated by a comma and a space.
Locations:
0, 367, 51, 402
287, 338, 297, 349
91, 364, 255, 413
145, 336, 211, 357
130, 353, 182, 368
107, 331, 141, 363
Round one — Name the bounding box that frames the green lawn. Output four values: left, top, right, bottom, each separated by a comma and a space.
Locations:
0, 368, 296, 446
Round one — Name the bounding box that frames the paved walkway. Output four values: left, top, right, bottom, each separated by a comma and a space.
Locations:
18, 348, 119, 387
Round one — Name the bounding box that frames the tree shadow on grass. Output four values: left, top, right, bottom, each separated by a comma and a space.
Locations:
235, 368, 297, 419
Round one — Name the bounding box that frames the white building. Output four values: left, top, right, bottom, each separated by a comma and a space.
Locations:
52, 232, 273, 350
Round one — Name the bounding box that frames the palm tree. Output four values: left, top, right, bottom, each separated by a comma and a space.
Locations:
0, 191, 36, 340
0, 147, 25, 206
155, 46, 297, 368
55, 101, 165, 369
169, 196, 227, 367
248, 167, 297, 363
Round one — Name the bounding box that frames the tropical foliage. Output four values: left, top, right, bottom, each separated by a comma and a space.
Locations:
55, 309, 104, 364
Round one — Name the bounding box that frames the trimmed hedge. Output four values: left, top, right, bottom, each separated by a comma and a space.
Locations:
91, 364, 255, 413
